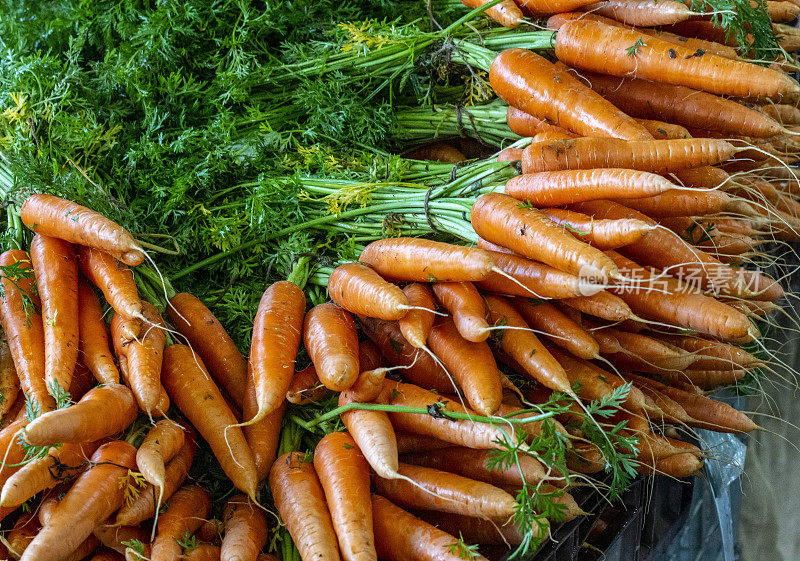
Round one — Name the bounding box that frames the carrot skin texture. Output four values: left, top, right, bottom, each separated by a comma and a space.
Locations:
432, 282, 489, 343
136, 419, 185, 490
243, 377, 285, 481
398, 283, 436, 348
0, 250, 54, 411
77, 279, 119, 384
489, 49, 651, 140
23, 383, 136, 446
304, 302, 360, 391
581, 0, 693, 26
21, 194, 144, 266
19, 441, 137, 561
162, 344, 258, 499
506, 105, 572, 137
78, 246, 141, 335
0, 332, 19, 418
93, 525, 149, 555
270, 452, 341, 561
371, 495, 489, 561
249, 281, 306, 419
151, 485, 211, 561
30, 234, 79, 393
514, 297, 599, 359
221, 494, 268, 561
555, 19, 800, 99
286, 364, 327, 404
329, 263, 409, 320
168, 292, 248, 407
459, 0, 523, 27
340, 399, 399, 480
314, 432, 376, 561
360, 238, 495, 282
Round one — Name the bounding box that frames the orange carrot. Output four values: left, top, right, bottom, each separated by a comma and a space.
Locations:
93, 524, 148, 556
538, 207, 655, 249
329, 263, 409, 320
360, 238, 495, 282
414, 511, 525, 546
659, 368, 747, 389
340, 393, 400, 480
581, 0, 694, 25
136, 419, 185, 498
490, 49, 652, 139
405, 142, 466, 163
473, 192, 619, 282
220, 494, 268, 561
506, 105, 572, 137
432, 282, 489, 343
151, 485, 211, 561
340, 368, 387, 404
555, 19, 800, 99
396, 433, 452, 454
23, 383, 136, 446
517, 0, 598, 15
314, 432, 375, 561
30, 234, 79, 394
635, 118, 692, 139
286, 364, 328, 404
248, 281, 305, 421
359, 340, 386, 371
77, 279, 119, 384
0, 249, 53, 411
162, 344, 258, 499
19, 441, 136, 561
459, 0, 524, 27
618, 189, 748, 218
660, 334, 761, 370
514, 297, 599, 359
20, 194, 145, 266
243, 377, 285, 481
270, 452, 341, 561
428, 317, 502, 415
304, 302, 359, 391
498, 147, 524, 162
168, 292, 247, 407
78, 246, 141, 339
398, 283, 436, 348
6, 513, 41, 559
0, 332, 19, 418
767, 0, 800, 22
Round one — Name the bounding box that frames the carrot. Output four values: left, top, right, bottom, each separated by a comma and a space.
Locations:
428, 317, 502, 415
635, 118, 692, 139
243, 377, 285, 481
19, 441, 136, 561
592, 328, 696, 372
220, 494, 268, 561
168, 292, 247, 407
78, 246, 142, 339
498, 147, 524, 162
759, 102, 800, 124
339, 393, 400, 480
93, 524, 148, 555
405, 142, 466, 163
248, 280, 305, 423
374, 462, 517, 518
660, 334, 761, 370
398, 283, 436, 349
396, 433, 452, 454
183, 545, 222, 561
115, 434, 196, 526
0, 332, 19, 418
522, 137, 736, 174
414, 511, 526, 547
136, 419, 185, 501
23, 383, 135, 446
637, 451, 704, 477
459, 0, 523, 27
767, 0, 800, 22
514, 297, 599, 359
197, 518, 222, 543
583, 0, 694, 25
379, 381, 516, 449
89, 551, 124, 561
506, 105, 572, 137
286, 364, 327, 404
517, 0, 599, 15
490, 49, 652, 140
162, 344, 258, 499
76, 279, 119, 385
5, 513, 41, 559
358, 340, 386, 371
401, 446, 551, 487
538, 207, 655, 249
482, 295, 571, 393
475, 245, 597, 298
359, 317, 453, 393
618, 189, 748, 218
314, 432, 375, 561
584, 72, 783, 137
0, 440, 98, 508
30, 234, 79, 394
340, 368, 387, 404
152, 485, 211, 561
304, 302, 359, 392
20, 194, 145, 266
0, 250, 54, 411
555, 19, 800, 99
633, 382, 692, 424
659, 368, 747, 389
433, 282, 489, 342
566, 440, 606, 473
270, 452, 340, 561
360, 238, 496, 282
329, 262, 410, 320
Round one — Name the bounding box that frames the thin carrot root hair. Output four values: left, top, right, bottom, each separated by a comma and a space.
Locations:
400, 305, 448, 317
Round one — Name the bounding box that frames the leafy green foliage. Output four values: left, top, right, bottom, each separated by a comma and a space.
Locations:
690, 0, 779, 60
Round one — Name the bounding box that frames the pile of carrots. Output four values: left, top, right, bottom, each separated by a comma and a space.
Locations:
0, 0, 799, 560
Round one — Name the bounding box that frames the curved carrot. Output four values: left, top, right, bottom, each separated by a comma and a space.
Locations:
329, 263, 409, 320
490, 49, 651, 140
151, 485, 211, 561
428, 317, 502, 416
162, 344, 258, 499
19, 441, 136, 561
506, 105, 572, 137
472, 192, 619, 281
243, 377, 285, 481
0, 249, 53, 411
77, 279, 119, 384
398, 283, 436, 349
20, 194, 145, 266
270, 452, 341, 561
23, 383, 136, 446
314, 432, 376, 561
340, 393, 400, 480
168, 292, 247, 407
555, 19, 800, 99
0, 332, 19, 418
340, 368, 387, 404
248, 281, 305, 422
136, 419, 185, 494
432, 282, 489, 342
221, 494, 268, 561
360, 238, 495, 282
514, 297, 599, 359
539, 207, 655, 249
30, 234, 79, 394
304, 302, 359, 391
